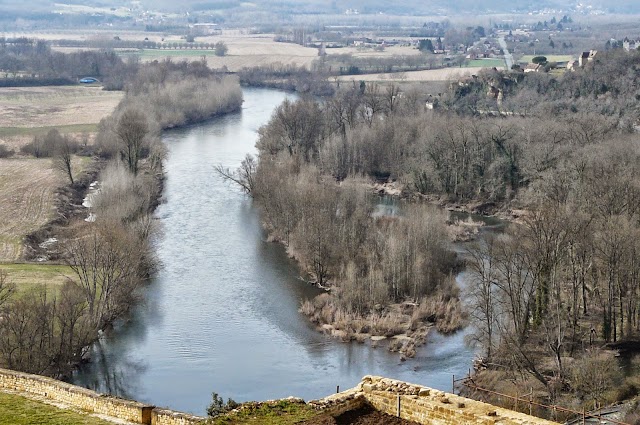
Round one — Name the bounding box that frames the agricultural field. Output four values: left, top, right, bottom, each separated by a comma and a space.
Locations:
19, 29, 320, 71
119, 33, 319, 71
0, 86, 123, 136
332, 45, 422, 57
0, 158, 62, 262
334, 66, 487, 82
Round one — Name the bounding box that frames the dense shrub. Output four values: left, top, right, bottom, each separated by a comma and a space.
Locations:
21, 129, 79, 158
0, 144, 13, 158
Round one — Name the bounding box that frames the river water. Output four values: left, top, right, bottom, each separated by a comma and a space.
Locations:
71, 88, 476, 415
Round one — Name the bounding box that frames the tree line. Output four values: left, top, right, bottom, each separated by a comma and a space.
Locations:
434, 49, 640, 411
227, 50, 640, 406
0, 60, 242, 378
0, 38, 127, 87
217, 87, 467, 355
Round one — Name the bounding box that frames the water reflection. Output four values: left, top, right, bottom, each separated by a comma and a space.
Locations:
71, 88, 478, 415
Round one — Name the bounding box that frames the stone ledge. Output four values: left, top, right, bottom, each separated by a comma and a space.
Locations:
151, 408, 206, 425
0, 367, 206, 425
0, 368, 561, 425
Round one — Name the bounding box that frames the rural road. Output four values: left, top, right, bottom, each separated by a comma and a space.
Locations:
498, 37, 514, 69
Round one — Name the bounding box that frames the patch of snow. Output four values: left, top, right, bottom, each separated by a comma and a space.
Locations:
39, 237, 58, 249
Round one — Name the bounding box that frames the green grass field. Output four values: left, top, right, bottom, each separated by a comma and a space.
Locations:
207, 400, 318, 425
0, 392, 113, 425
465, 59, 506, 68
0, 124, 98, 138
0, 263, 75, 297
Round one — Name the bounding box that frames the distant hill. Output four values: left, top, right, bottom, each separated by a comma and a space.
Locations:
144, 0, 640, 14
7, 0, 640, 17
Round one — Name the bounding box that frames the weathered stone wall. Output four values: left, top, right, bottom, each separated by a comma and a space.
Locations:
0, 368, 560, 425
0, 368, 205, 425
0, 368, 154, 423
309, 388, 366, 416
151, 408, 205, 425
357, 376, 560, 425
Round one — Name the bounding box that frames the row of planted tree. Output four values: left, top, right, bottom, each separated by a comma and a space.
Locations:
0, 59, 242, 378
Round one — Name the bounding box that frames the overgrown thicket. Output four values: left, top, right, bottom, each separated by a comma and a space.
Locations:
119, 61, 243, 129
447, 49, 640, 128
95, 61, 242, 160
436, 51, 640, 411
465, 136, 640, 412
238, 64, 334, 97
0, 59, 243, 378
237, 47, 640, 395
229, 87, 465, 347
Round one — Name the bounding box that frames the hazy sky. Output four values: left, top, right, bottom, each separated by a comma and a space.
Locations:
2, 0, 640, 15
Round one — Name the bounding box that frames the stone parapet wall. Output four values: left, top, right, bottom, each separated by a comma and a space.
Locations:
151, 408, 205, 425
0, 368, 561, 425
309, 388, 366, 416
0, 368, 205, 425
357, 376, 560, 425
0, 368, 154, 423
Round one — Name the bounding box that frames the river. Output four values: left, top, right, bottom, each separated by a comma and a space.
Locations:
71, 88, 477, 416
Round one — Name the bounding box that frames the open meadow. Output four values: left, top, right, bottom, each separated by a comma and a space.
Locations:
121, 32, 319, 70
0, 85, 116, 291
334, 66, 490, 82
0, 86, 123, 137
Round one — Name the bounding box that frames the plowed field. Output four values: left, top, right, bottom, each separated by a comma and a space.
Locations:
0, 159, 60, 261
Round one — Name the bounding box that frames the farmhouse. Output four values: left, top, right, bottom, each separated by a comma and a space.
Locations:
579, 50, 597, 67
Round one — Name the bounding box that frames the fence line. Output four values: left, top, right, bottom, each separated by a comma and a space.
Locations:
452, 372, 630, 425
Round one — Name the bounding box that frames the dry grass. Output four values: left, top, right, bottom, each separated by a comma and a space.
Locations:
47, 30, 321, 71
0, 86, 123, 130
335, 67, 489, 82
119, 33, 319, 71
0, 158, 62, 261
300, 292, 464, 358
328, 45, 422, 58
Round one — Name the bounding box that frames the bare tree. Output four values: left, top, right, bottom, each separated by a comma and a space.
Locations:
0, 270, 15, 309
53, 137, 76, 185
65, 223, 144, 328
214, 154, 257, 195
116, 108, 149, 175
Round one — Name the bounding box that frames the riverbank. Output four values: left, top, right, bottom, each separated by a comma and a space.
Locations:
300, 295, 463, 360
0, 70, 244, 380
371, 180, 525, 224
248, 117, 468, 359
67, 88, 477, 412
285, 177, 514, 358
